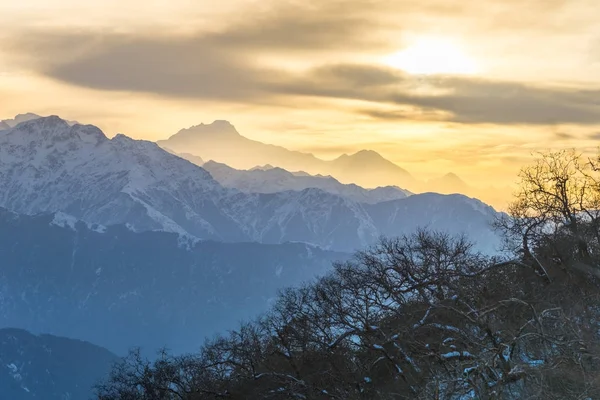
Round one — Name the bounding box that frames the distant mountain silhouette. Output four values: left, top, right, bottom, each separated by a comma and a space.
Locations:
157, 121, 416, 190
426, 172, 470, 194
0, 113, 78, 128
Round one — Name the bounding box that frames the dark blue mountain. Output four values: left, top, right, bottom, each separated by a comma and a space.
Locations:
0, 328, 117, 400
0, 208, 347, 355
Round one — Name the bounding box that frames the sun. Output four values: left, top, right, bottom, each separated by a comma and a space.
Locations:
383, 37, 479, 75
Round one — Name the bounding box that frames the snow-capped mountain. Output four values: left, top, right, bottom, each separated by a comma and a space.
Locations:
0, 116, 243, 240
157, 120, 416, 189
0, 116, 501, 252
0, 328, 117, 400
201, 160, 412, 204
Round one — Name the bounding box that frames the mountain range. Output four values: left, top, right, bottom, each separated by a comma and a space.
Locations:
200, 160, 412, 204
0, 116, 501, 252
0, 328, 117, 400
0, 114, 510, 208
157, 120, 512, 208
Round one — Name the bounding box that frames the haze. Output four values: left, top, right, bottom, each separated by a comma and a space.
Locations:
2, 0, 600, 206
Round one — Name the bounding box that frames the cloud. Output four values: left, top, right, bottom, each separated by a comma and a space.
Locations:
276, 64, 600, 125
358, 107, 446, 122
208, 1, 390, 52
4, 0, 600, 126
399, 79, 600, 125
554, 131, 575, 140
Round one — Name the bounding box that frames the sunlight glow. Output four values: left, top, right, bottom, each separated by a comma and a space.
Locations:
383, 38, 479, 75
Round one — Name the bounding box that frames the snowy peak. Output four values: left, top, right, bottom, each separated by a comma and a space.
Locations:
0, 116, 226, 238
3, 116, 106, 146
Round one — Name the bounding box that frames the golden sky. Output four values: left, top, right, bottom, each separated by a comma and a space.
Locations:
1, 0, 600, 188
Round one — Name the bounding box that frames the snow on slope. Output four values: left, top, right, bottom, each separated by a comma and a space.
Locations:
0, 116, 231, 239
0, 116, 501, 252
202, 160, 412, 204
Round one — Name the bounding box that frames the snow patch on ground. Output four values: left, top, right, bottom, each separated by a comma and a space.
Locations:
50, 212, 78, 230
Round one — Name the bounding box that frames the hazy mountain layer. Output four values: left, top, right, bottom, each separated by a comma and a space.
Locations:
0, 112, 78, 128
157, 120, 416, 189
157, 120, 512, 208
198, 160, 412, 204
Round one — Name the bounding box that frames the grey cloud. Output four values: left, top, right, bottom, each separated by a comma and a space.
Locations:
5, 0, 393, 102
6, 11, 600, 126
554, 131, 575, 140
397, 83, 600, 125
209, 1, 389, 52
48, 38, 275, 101
275, 65, 600, 125
358, 108, 445, 122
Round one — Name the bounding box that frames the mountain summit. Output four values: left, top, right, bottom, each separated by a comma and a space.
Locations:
427, 172, 470, 194
171, 120, 240, 139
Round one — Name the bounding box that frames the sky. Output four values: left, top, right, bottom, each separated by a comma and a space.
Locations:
1, 0, 600, 188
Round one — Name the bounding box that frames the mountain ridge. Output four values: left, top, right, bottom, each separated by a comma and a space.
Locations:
201, 159, 412, 204
0, 115, 501, 252
156, 119, 513, 208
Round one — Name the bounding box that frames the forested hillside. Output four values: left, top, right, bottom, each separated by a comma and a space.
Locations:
96, 152, 600, 399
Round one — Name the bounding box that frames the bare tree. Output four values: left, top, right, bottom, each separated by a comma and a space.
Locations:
98, 150, 600, 399
496, 150, 600, 280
